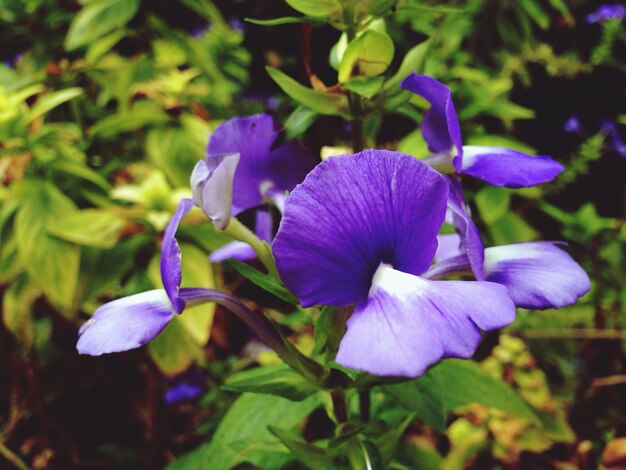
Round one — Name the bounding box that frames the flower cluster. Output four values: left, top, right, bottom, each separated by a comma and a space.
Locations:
78, 76, 589, 380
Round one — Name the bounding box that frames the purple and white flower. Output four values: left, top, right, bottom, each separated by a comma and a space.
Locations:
400, 73, 564, 188
273, 150, 517, 377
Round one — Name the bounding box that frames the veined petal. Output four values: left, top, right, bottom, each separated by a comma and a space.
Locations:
461, 146, 564, 188
77, 290, 175, 356
161, 198, 194, 313
335, 266, 516, 377
446, 177, 485, 279
191, 153, 240, 229
484, 242, 590, 309
400, 73, 463, 163
208, 114, 277, 212
273, 150, 448, 307
435, 233, 462, 262
209, 241, 256, 263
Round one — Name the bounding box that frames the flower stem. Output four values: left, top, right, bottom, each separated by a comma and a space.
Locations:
359, 388, 371, 423
222, 217, 279, 278
0, 441, 31, 470
331, 390, 349, 423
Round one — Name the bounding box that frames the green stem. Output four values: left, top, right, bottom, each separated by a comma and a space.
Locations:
222, 217, 279, 278
344, 6, 365, 153
331, 390, 349, 423
0, 441, 31, 470
359, 388, 371, 423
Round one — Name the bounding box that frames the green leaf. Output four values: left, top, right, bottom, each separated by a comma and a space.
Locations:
245, 16, 324, 26
269, 426, 331, 469
342, 76, 385, 99
2, 273, 41, 348
284, 105, 320, 140
475, 186, 511, 224
148, 315, 203, 376
338, 30, 394, 82
266, 66, 349, 117
24, 88, 83, 124
314, 306, 348, 356
382, 372, 446, 432
432, 359, 540, 424
49, 159, 111, 190
226, 259, 299, 305
65, 0, 139, 50
223, 364, 319, 401
168, 393, 320, 470
46, 209, 126, 249
89, 103, 171, 137
14, 181, 80, 314
384, 40, 431, 91
284, 0, 342, 18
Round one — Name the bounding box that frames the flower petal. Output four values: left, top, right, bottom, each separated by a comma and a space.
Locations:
207, 113, 278, 213
484, 242, 590, 309
446, 177, 485, 279
209, 241, 256, 262
461, 146, 564, 188
400, 73, 463, 162
77, 290, 175, 355
335, 266, 516, 377
161, 198, 194, 313
435, 233, 462, 262
191, 153, 240, 229
273, 150, 448, 307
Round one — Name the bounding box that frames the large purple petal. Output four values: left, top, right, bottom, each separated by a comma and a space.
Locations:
400, 73, 463, 164
461, 146, 564, 188
273, 150, 448, 307
77, 290, 175, 355
207, 114, 278, 213
484, 242, 590, 309
446, 177, 485, 280
191, 153, 240, 229
161, 198, 194, 313
335, 266, 516, 377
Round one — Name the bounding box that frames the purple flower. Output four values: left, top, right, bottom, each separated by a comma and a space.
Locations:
400, 73, 564, 188
78, 199, 196, 355
273, 150, 516, 377
564, 115, 583, 134
586, 4, 626, 23
193, 113, 317, 260
428, 186, 590, 310
601, 120, 626, 157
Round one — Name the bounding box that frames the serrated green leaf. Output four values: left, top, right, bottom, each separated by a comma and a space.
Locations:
382, 372, 445, 432
223, 364, 319, 401
226, 259, 299, 305
168, 393, 320, 470
46, 209, 126, 249
339, 30, 394, 82
65, 0, 139, 50
266, 66, 349, 117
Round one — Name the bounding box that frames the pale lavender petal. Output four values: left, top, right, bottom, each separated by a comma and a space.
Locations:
191, 153, 240, 229
77, 290, 175, 355
435, 233, 462, 263
335, 266, 516, 377
254, 208, 273, 242
273, 150, 448, 307
461, 146, 564, 188
161, 198, 194, 313
400, 73, 463, 164
208, 114, 277, 213
446, 177, 485, 280
484, 242, 590, 309
209, 241, 256, 262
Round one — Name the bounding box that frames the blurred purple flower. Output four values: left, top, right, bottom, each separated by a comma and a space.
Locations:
601, 120, 626, 157
586, 4, 626, 23
273, 150, 516, 377
3, 52, 23, 68
229, 16, 245, 33
400, 73, 564, 188
564, 115, 583, 134
164, 371, 205, 404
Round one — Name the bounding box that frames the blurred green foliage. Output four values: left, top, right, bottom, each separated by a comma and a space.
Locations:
0, 0, 624, 469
